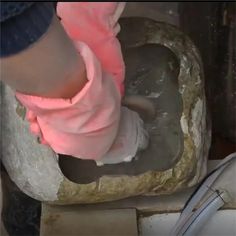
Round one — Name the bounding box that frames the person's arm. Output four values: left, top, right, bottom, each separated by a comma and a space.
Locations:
1, 2, 87, 99
57, 2, 126, 95
1, 2, 125, 161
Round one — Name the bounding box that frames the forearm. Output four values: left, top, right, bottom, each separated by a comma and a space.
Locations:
1, 4, 87, 99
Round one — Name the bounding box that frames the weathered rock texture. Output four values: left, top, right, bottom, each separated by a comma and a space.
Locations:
1, 18, 211, 204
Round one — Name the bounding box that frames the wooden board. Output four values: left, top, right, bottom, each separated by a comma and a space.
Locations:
41, 205, 138, 236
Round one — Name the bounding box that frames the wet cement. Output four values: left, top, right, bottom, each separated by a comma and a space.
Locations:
59, 42, 183, 184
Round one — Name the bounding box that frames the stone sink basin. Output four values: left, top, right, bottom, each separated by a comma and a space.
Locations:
1, 17, 211, 204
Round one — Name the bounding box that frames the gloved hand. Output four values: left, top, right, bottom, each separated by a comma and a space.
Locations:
15, 2, 141, 162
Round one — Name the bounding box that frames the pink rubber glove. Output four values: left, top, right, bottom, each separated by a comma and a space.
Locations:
16, 2, 126, 160
57, 2, 126, 95
16, 42, 121, 160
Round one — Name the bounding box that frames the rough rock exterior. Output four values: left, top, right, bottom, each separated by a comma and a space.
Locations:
1, 18, 211, 204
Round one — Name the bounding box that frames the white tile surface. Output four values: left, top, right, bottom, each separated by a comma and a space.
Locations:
140, 210, 236, 236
